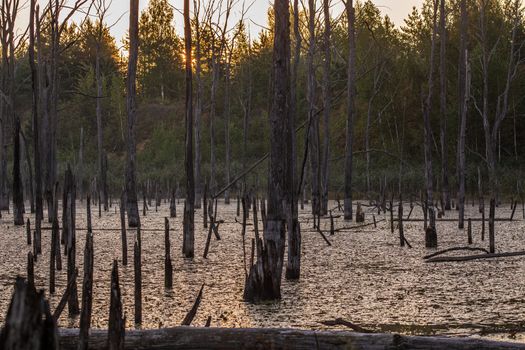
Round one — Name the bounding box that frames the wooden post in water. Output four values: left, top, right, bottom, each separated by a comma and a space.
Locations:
120, 192, 127, 266
78, 230, 93, 350
50, 216, 57, 294
134, 224, 142, 325
389, 200, 394, 234
35, 215, 42, 254
236, 193, 241, 217
329, 210, 334, 235
467, 218, 472, 244
108, 260, 124, 350
481, 208, 485, 241
203, 182, 208, 228
27, 252, 35, 288
170, 189, 176, 218
26, 219, 31, 245
489, 198, 495, 253
399, 198, 404, 247
164, 218, 173, 289
252, 197, 259, 239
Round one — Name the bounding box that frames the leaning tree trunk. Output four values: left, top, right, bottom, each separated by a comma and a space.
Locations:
457, 0, 468, 230
320, 0, 331, 216
125, 0, 140, 228
439, 0, 451, 211
344, 0, 356, 221
183, 0, 195, 259
244, 0, 290, 302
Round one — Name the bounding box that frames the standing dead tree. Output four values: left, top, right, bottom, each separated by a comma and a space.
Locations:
306, 0, 321, 218
92, 0, 112, 212
244, 0, 290, 302
344, 0, 356, 221
457, 0, 469, 230
473, 0, 523, 252
125, 0, 140, 227
27, 0, 44, 220
183, 0, 195, 258
422, 0, 439, 248
439, 0, 451, 211
0, 0, 24, 225
321, 0, 331, 215
285, 0, 301, 280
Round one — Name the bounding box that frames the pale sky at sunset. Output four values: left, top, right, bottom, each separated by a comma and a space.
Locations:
15, 1, 424, 48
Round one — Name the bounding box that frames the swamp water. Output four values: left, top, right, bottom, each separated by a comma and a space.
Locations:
0, 200, 524, 342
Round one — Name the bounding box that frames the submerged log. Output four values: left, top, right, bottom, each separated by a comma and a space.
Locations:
57, 327, 525, 350
426, 250, 525, 263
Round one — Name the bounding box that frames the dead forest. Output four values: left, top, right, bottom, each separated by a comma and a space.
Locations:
1, 0, 525, 349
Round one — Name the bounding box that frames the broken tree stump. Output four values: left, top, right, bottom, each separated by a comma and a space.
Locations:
108, 260, 124, 350
78, 230, 94, 350
0, 277, 59, 350
164, 218, 173, 289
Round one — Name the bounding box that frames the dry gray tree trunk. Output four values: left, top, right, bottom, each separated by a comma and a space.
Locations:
94, 1, 110, 212
193, 0, 203, 209
125, 0, 140, 227
422, 0, 438, 242
344, 0, 356, 221
183, 0, 195, 258
285, 0, 301, 280
457, 0, 468, 230
307, 0, 321, 217
2, 0, 25, 225
320, 0, 331, 215
244, 0, 290, 301
0, 1, 8, 211
439, 0, 451, 210
476, 0, 521, 252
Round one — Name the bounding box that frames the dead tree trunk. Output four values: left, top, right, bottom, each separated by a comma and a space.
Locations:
96, 28, 108, 212
423, 0, 438, 248
108, 260, 124, 350
457, 0, 468, 230
78, 229, 93, 350
125, 0, 140, 228
29, 1, 43, 220
439, 0, 451, 211
285, 0, 301, 281
183, 0, 195, 258
307, 0, 321, 218
320, 0, 331, 215
193, 2, 202, 209
344, 0, 356, 221
244, 0, 290, 302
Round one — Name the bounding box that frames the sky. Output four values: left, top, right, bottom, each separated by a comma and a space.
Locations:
106, 0, 423, 45
15, 1, 423, 48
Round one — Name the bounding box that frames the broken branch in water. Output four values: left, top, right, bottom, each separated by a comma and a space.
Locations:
320, 318, 374, 333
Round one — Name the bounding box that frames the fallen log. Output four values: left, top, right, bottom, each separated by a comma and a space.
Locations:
57, 327, 525, 350
424, 247, 490, 260
426, 251, 525, 263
